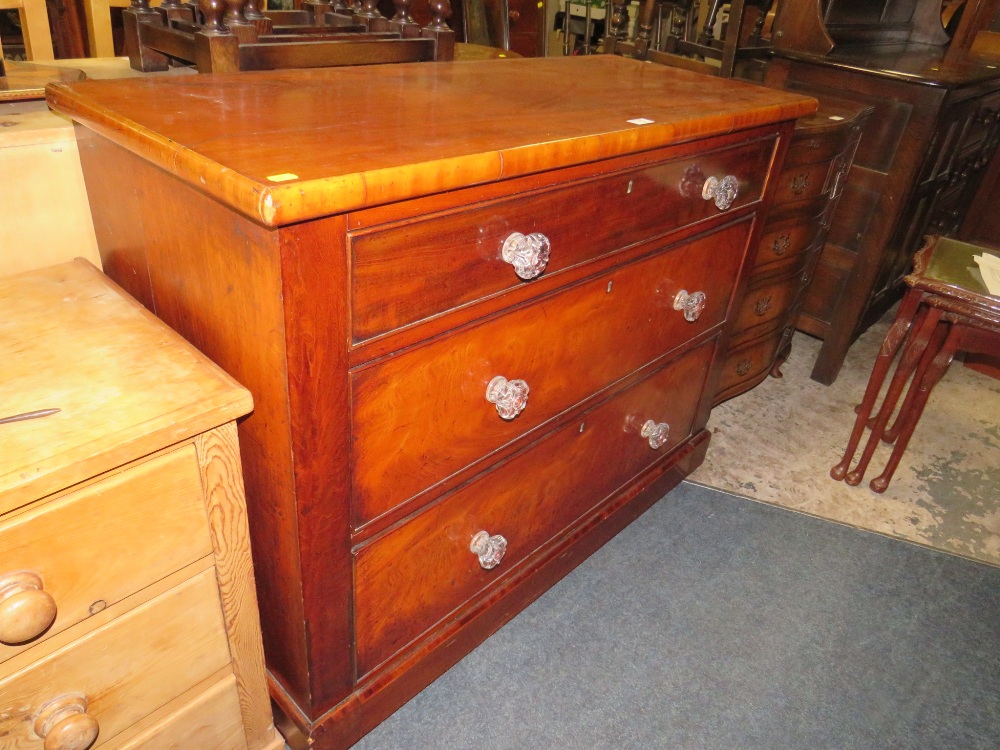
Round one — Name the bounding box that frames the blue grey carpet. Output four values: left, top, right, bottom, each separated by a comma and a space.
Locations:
352, 481, 1000, 750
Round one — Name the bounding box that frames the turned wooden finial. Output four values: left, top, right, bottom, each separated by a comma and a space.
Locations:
356, 0, 384, 20
608, 0, 630, 43
425, 0, 452, 32
391, 0, 415, 25
223, 0, 245, 25
634, 0, 655, 56
199, 0, 229, 33
243, 0, 263, 21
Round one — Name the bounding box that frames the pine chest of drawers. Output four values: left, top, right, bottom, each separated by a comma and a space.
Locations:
47, 56, 814, 749
0, 261, 283, 750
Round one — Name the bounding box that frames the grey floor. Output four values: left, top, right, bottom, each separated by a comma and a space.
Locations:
348, 481, 1000, 750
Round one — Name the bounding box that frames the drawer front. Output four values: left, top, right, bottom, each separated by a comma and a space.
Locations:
754, 211, 823, 275
783, 125, 852, 168
0, 569, 232, 749
351, 220, 751, 525
731, 265, 805, 337
354, 339, 716, 675
0, 446, 212, 659
115, 675, 248, 750
771, 159, 832, 206
349, 137, 775, 341
716, 329, 789, 396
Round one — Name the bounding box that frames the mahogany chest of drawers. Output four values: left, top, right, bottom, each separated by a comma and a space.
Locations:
47, 56, 814, 749
0, 261, 283, 750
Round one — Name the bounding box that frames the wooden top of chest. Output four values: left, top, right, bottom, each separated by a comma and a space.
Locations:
47, 56, 815, 227
0, 260, 253, 514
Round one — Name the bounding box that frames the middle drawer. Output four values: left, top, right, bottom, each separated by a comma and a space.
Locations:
353, 338, 716, 677
350, 219, 751, 526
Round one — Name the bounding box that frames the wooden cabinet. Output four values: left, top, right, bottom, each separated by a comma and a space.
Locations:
765, 0, 1000, 384
716, 96, 870, 402
47, 56, 814, 750
0, 261, 283, 750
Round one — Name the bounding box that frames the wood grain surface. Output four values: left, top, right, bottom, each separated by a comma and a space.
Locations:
0, 260, 253, 513
47, 56, 815, 225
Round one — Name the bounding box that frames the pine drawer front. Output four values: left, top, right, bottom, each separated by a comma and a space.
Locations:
353, 338, 716, 675
350, 220, 751, 525
0, 445, 213, 661
731, 265, 806, 339
112, 675, 248, 750
0, 569, 232, 749
348, 138, 775, 342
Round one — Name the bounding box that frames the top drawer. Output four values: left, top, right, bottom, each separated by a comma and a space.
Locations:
348, 136, 777, 343
0, 445, 213, 662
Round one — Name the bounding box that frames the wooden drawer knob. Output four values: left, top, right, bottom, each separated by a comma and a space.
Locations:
0, 571, 57, 644
672, 289, 706, 322
701, 174, 739, 210
501, 231, 550, 280
470, 531, 507, 570
486, 375, 529, 420
34, 695, 100, 750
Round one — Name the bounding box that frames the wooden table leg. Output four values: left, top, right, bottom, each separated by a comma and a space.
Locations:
830, 289, 924, 481
842, 305, 944, 486
870, 322, 962, 493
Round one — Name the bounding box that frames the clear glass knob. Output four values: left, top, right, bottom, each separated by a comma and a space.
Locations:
470, 531, 507, 570
486, 375, 529, 420
640, 419, 670, 449
501, 232, 550, 280
673, 290, 707, 322
701, 174, 739, 210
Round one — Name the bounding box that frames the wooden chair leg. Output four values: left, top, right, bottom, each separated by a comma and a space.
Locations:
830, 290, 924, 481
18, 0, 56, 60
870, 323, 962, 493
842, 306, 944, 486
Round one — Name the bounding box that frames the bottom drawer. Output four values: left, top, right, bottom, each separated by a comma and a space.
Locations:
354, 338, 717, 676
0, 570, 232, 749
716, 328, 791, 398
115, 675, 248, 750
731, 264, 807, 343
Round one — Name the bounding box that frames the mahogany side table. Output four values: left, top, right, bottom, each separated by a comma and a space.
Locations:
831, 235, 1000, 493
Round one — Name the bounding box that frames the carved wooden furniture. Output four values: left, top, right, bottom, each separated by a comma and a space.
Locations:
715, 96, 870, 402
831, 235, 1000, 493
0, 0, 54, 60
123, 0, 455, 73
605, 0, 772, 77
47, 56, 814, 749
764, 0, 1000, 385
0, 259, 284, 750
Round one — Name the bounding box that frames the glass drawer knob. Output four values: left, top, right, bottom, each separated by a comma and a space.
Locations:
640, 419, 670, 449
702, 174, 739, 210
486, 375, 529, 420
470, 531, 507, 570
501, 232, 550, 280
673, 289, 707, 322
